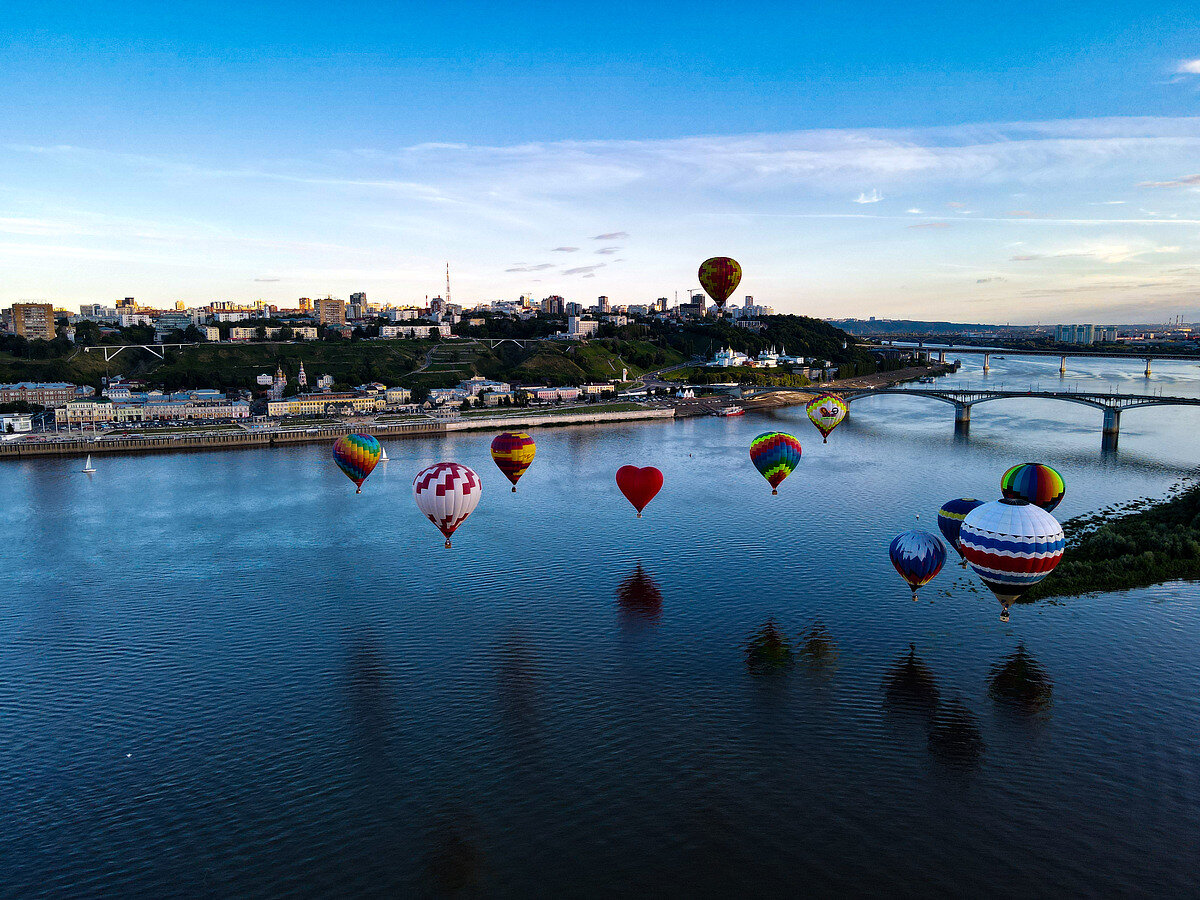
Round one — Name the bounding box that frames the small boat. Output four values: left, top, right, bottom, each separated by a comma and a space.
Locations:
82, 454, 96, 474
380, 445, 389, 461
715, 405, 745, 417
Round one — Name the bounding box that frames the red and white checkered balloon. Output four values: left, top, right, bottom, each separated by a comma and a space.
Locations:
413, 462, 482, 548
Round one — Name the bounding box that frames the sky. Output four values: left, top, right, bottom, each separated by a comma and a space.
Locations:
3, 1, 1200, 322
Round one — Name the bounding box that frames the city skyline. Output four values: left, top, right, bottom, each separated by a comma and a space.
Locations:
4, 2, 1200, 321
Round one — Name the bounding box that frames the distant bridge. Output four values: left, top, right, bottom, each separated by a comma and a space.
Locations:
867, 342, 1200, 375
748, 386, 1200, 449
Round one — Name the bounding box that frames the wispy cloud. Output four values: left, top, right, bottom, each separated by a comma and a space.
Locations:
563, 264, 606, 275
1138, 173, 1200, 188
1176, 60, 1200, 74
10, 116, 1200, 319
253, 276, 281, 282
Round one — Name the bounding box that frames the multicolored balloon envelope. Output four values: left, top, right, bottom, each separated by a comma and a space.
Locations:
749, 432, 802, 494
1001, 463, 1065, 512
806, 393, 848, 443
959, 499, 1065, 617
491, 431, 536, 491
937, 498, 986, 562
889, 530, 947, 599
616, 465, 663, 517
413, 462, 482, 548
698, 257, 742, 310
333, 433, 382, 493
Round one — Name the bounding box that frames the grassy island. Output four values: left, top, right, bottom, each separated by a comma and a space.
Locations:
1025, 482, 1200, 600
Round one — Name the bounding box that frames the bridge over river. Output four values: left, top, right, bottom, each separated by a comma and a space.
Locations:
745, 386, 1200, 450
869, 342, 1200, 377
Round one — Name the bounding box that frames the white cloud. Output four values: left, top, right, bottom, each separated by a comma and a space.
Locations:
1176, 60, 1200, 74
853, 189, 883, 204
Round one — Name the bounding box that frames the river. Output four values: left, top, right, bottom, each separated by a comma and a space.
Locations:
1, 353, 1198, 895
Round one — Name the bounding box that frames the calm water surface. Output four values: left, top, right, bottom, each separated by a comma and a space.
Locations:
2, 354, 1199, 896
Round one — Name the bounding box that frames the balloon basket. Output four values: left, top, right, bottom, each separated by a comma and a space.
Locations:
636, 512, 642, 518
444, 540, 452, 549
911, 591, 919, 602
823, 438, 828, 444
512, 486, 517, 493
355, 487, 362, 494
772, 489, 778, 495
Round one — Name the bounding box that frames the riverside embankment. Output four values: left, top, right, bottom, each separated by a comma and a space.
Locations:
0, 407, 676, 460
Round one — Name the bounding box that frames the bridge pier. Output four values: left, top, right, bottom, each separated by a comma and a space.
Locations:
938, 350, 946, 364
1102, 407, 1120, 450
954, 402, 971, 434
1059, 356, 1066, 375
1144, 359, 1152, 377
982, 353, 990, 372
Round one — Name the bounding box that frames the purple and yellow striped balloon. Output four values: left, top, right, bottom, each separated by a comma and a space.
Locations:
333, 433, 382, 493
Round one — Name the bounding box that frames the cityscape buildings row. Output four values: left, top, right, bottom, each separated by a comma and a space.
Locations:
4, 289, 774, 347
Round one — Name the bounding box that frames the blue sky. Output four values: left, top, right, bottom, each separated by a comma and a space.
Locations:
3, 1, 1200, 321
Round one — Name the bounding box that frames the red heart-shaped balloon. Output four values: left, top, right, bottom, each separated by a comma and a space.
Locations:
616, 465, 664, 517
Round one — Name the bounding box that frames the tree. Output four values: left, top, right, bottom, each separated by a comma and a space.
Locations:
183, 324, 206, 343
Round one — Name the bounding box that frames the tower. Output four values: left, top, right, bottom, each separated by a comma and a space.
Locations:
298, 361, 307, 389
446, 262, 451, 308
271, 365, 286, 400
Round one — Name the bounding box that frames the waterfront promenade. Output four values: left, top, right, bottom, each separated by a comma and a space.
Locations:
0, 406, 677, 460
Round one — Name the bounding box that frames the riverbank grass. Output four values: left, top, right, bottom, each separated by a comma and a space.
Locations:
1025, 483, 1200, 600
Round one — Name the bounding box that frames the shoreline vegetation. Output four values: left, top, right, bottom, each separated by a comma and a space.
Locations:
1024, 480, 1200, 601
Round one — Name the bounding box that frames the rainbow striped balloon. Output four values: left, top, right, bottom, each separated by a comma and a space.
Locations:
749, 432, 802, 495
333, 433, 382, 493
1001, 463, 1065, 512
491, 431, 537, 492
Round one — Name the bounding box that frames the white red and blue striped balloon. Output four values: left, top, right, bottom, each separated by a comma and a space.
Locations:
413, 462, 482, 548
889, 529, 947, 598
959, 499, 1064, 606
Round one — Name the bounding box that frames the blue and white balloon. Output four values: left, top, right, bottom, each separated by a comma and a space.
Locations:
889, 530, 947, 600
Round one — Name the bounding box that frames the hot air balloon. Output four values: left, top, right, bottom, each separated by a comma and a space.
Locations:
698, 257, 742, 311
749, 432, 802, 494
333, 433, 382, 493
413, 462, 482, 548
1001, 463, 1065, 512
889, 530, 946, 600
806, 393, 848, 443
615, 465, 663, 517
959, 499, 1065, 620
937, 498, 986, 566
491, 431, 536, 492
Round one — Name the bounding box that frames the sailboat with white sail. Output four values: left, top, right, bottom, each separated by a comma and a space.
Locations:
82, 454, 96, 474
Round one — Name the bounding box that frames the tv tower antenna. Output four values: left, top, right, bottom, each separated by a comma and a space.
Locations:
446, 262, 451, 306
